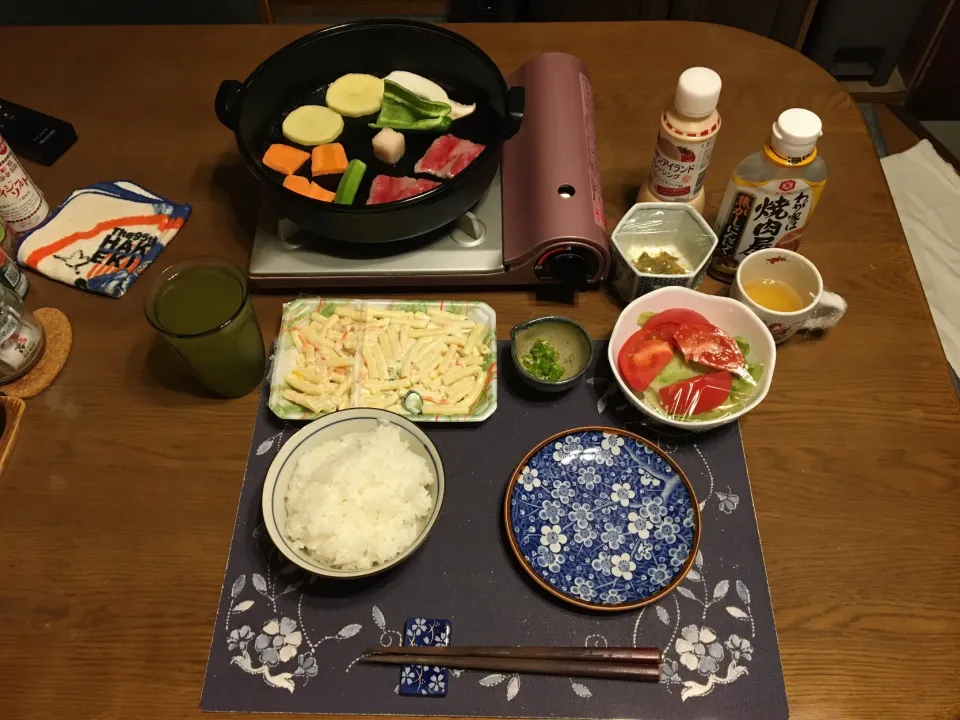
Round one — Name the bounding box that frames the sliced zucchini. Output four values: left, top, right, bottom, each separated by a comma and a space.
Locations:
326, 74, 384, 118
402, 391, 424, 415
282, 105, 344, 145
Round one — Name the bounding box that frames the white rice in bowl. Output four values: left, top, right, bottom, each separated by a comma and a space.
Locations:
283, 422, 436, 571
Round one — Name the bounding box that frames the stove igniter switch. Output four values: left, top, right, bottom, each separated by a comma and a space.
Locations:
535, 245, 601, 289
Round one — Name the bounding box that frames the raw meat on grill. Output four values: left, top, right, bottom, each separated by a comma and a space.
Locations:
413, 135, 485, 179
366, 175, 441, 205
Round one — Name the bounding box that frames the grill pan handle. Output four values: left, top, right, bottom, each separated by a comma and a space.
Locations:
215, 80, 244, 131
504, 86, 525, 139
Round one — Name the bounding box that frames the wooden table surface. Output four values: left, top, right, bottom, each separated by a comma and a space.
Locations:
1, 21, 958, 720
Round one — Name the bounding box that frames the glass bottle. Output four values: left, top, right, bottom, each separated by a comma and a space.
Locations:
0, 283, 44, 382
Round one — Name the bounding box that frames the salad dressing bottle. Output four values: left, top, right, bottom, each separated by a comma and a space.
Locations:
709, 108, 828, 281
637, 67, 722, 213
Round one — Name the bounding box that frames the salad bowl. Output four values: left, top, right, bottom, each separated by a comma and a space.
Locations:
609, 287, 776, 431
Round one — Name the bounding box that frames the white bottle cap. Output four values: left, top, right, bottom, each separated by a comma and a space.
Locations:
674, 67, 722, 118
771, 108, 822, 159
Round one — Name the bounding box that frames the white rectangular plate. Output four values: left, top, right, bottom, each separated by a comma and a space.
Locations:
268, 297, 498, 423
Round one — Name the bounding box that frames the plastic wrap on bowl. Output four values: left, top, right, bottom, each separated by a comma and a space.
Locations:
622, 310, 763, 422
610, 203, 718, 302
269, 297, 498, 422
608, 287, 776, 431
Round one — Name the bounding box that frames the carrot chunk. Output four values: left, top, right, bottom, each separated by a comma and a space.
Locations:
283, 174, 335, 202
311, 143, 349, 176
262, 144, 310, 175
307, 184, 336, 202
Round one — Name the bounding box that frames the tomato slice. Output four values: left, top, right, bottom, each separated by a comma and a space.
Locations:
658, 371, 732, 417
618, 332, 674, 393
637, 308, 713, 345
672, 323, 747, 375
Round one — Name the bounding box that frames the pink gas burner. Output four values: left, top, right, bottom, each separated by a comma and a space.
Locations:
248, 53, 610, 290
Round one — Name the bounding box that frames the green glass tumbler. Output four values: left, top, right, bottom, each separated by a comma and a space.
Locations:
144, 258, 266, 398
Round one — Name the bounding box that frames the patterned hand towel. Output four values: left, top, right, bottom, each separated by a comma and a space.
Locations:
17, 180, 191, 298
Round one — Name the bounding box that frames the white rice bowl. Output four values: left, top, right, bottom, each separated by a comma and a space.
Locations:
283, 422, 436, 571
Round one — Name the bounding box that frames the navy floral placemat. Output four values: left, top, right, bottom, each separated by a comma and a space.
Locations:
201, 341, 789, 718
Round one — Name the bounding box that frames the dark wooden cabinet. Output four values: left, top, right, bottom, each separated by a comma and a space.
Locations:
2, 0, 817, 52
902, 0, 960, 119
458, 0, 815, 47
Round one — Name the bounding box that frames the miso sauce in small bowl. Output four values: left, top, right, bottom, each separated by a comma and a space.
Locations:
510, 317, 593, 393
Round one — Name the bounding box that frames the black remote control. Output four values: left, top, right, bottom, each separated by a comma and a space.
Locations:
0, 98, 77, 166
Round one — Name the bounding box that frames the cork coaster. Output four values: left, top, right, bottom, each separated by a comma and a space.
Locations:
0, 396, 24, 477
2, 308, 72, 399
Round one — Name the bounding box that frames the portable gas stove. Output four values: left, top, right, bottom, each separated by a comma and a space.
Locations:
249, 53, 610, 291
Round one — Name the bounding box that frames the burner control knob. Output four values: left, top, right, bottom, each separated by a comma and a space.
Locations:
548, 251, 589, 290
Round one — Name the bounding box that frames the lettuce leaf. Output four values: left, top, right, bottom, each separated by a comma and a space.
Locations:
651, 352, 702, 387
636, 311, 656, 327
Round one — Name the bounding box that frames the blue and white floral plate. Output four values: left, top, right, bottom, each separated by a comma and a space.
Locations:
504, 427, 700, 611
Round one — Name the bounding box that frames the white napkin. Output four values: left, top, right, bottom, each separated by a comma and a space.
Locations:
881, 140, 960, 376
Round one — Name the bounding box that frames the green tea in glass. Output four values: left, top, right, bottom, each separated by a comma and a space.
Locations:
144, 258, 265, 397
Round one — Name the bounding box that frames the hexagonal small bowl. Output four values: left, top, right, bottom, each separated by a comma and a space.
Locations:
609, 202, 718, 303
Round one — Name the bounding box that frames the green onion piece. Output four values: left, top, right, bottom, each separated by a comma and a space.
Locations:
334, 159, 367, 205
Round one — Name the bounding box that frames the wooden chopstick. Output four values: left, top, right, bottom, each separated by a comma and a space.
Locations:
359, 648, 661, 682
363, 645, 661, 664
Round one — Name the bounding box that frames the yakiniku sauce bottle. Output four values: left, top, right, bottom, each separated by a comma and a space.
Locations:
637, 67, 722, 213
708, 108, 828, 282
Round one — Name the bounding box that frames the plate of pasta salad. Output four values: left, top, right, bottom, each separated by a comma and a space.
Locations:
268, 297, 498, 422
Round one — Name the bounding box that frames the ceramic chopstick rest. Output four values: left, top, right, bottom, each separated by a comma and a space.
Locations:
400, 618, 451, 697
